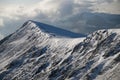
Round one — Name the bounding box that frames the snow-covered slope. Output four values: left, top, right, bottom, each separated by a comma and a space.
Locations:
0, 20, 120, 80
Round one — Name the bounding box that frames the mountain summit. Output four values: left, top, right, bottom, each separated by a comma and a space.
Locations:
21, 20, 85, 38
0, 20, 120, 80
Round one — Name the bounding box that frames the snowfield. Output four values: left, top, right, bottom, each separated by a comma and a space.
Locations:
0, 20, 120, 80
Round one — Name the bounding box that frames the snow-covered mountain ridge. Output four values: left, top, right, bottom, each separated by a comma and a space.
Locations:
21, 20, 85, 38
0, 20, 120, 80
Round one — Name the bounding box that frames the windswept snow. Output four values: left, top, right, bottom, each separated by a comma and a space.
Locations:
108, 29, 120, 34
0, 20, 120, 80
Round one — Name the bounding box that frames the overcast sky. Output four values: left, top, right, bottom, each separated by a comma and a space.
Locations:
0, 0, 120, 39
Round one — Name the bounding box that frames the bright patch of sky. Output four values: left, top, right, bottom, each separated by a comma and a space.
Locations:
0, 0, 40, 5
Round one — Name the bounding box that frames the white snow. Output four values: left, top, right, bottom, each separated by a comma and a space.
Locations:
0, 20, 120, 80
108, 29, 120, 34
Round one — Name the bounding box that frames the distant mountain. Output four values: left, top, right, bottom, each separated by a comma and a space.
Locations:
62, 12, 120, 34
0, 20, 120, 80
21, 20, 85, 38
81, 12, 120, 26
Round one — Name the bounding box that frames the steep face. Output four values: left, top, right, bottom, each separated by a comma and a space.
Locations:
71, 29, 120, 80
0, 20, 85, 80
0, 21, 50, 65
0, 20, 120, 80
0, 20, 85, 63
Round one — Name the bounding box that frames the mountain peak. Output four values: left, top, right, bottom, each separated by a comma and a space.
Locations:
0, 20, 120, 80
21, 20, 85, 38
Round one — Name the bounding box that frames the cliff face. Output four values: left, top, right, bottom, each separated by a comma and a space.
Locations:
0, 21, 119, 80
